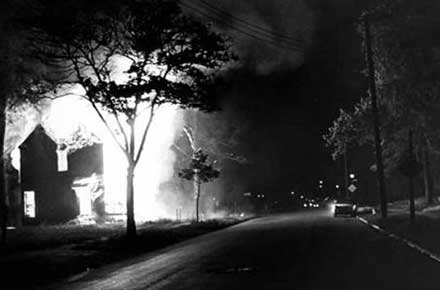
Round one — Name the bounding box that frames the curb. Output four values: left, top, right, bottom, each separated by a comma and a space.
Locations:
357, 216, 440, 263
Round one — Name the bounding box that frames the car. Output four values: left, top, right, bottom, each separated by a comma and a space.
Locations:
333, 199, 357, 217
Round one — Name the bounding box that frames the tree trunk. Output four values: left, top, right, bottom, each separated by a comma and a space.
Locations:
126, 118, 136, 239
422, 141, 433, 204
195, 176, 201, 222
126, 164, 136, 239
0, 97, 6, 246
343, 147, 349, 199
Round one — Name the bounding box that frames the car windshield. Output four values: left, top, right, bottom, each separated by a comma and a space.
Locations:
335, 199, 353, 204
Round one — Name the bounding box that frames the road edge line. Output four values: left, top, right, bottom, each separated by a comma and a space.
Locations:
357, 216, 440, 264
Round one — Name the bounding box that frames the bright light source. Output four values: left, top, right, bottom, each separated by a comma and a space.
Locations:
319, 180, 323, 184
349, 173, 355, 179
45, 82, 181, 221
24, 191, 36, 218
291, 191, 295, 195
335, 185, 340, 189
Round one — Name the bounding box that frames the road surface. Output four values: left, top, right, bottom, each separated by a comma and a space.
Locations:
44, 209, 440, 290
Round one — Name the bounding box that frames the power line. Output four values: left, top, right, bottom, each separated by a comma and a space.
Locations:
191, 0, 303, 48
182, 1, 303, 52
180, 1, 304, 53
196, 0, 304, 46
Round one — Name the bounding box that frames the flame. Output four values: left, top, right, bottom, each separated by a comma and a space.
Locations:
42, 86, 181, 222
103, 104, 181, 221
39, 55, 186, 222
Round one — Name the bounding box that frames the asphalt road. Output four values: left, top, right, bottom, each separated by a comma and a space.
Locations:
45, 209, 440, 290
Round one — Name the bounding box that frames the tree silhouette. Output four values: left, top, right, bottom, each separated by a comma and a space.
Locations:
179, 149, 219, 222
326, 0, 440, 204
31, 0, 234, 238
0, 0, 53, 246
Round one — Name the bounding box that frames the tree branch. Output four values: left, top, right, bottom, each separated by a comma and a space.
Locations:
134, 97, 157, 165
183, 126, 196, 152
87, 98, 130, 160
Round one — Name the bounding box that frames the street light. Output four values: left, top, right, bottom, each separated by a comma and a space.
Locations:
349, 173, 355, 179
335, 184, 340, 189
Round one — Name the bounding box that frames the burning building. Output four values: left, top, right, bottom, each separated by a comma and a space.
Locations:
17, 125, 104, 224
4, 90, 185, 226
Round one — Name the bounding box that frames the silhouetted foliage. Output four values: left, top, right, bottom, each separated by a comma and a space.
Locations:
325, 0, 440, 201
30, 0, 234, 237
0, 0, 55, 245
179, 149, 219, 221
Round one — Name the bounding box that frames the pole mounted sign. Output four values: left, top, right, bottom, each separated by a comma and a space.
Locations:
348, 184, 357, 193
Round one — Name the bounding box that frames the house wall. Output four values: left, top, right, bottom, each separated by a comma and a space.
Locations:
19, 126, 103, 224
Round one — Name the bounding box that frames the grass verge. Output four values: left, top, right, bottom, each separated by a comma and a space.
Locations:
0, 218, 245, 289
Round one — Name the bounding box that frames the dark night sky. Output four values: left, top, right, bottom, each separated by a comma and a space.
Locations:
182, 0, 369, 195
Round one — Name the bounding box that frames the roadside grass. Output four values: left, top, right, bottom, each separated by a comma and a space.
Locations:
0, 218, 246, 289
365, 197, 440, 257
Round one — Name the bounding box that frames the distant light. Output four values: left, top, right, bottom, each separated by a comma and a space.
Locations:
300, 195, 304, 199
319, 180, 323, 184
335, 185, 340, 189
319, 185, 323, 188
349, 173, 355, 179
291, 191, 295, 195
303, 203, 307, 207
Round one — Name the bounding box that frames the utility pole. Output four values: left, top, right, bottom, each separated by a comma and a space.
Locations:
408, 129, 415, 221
422, 137, 433, 204
343, 146, 349, 199
363, 13, 388, 218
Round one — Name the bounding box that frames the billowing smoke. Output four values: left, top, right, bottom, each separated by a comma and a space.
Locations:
182, 0, 315, 74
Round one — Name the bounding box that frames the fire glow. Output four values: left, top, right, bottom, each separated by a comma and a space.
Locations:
43, 88, 182, 222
